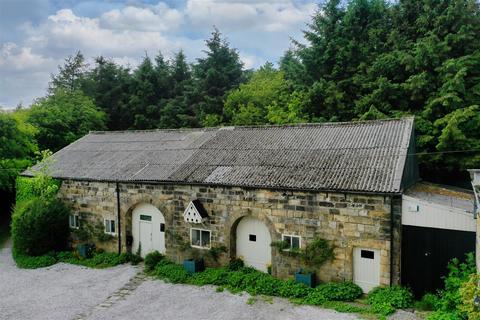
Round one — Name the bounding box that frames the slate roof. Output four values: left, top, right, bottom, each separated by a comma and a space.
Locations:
26, 117, 415, 193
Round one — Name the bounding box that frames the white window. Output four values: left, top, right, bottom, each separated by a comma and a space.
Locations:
190, 228, 211, 248
104, 219, 116, 235
282, 234, 301, 250
69, 214, 79, 229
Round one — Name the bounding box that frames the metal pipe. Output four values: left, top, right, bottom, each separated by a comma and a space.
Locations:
116, 181, 122, 254
390, 196, 394, 286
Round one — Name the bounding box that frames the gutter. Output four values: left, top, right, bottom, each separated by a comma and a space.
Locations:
116, 181, 122, 254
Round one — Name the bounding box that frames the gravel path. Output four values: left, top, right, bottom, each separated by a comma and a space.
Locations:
86, 280, 359, 320
0, 242, 359, 320
0, 244, 139, 320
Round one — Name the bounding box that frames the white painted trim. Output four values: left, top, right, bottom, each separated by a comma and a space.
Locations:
104, 218, 117, 235
190, 228, 211, 249
69, 214, 80, 229
281, 234, 301, 250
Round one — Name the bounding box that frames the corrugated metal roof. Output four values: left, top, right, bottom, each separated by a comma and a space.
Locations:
405, 182, 474, 212
26, 117, 415, 193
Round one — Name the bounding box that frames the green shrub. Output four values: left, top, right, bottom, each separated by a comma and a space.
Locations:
426, 311, 461, 320
277, 280, 310, 298
144, 251, 164, 272
459, 273, 480, 320
189, 267, 229, 286
322, 301, 372, 314
436, 253, 476, 314
13, 251, 57, 269
227, 258, 244, 271
12, 197, 70, 256
415, 293, 440, 311
301, 289, 328, 305
155, 260, 191, 283
315, 282, 363, 301
371, 301, 396, 316
367, 286, 414, 315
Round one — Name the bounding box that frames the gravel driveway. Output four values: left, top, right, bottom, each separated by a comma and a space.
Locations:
0, 242, 358, 320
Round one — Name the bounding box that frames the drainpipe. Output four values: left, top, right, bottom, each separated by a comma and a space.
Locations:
116, 181, 122, 254
390, 196, 394, 286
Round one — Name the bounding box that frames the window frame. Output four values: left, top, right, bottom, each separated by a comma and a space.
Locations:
190, 228, 211, 249
69, 214, 80, 229
104, 218, 116, 235
281, 234, 301, 251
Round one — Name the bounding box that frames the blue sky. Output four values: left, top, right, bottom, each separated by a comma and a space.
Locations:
0, 0, 318, 108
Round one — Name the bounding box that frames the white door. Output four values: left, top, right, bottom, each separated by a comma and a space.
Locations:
236, 216, 271, 272
132, 203, 166, 257
139, 220, 153, 255
353, 248, 380, 293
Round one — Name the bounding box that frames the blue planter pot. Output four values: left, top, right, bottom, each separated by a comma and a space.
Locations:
295, 270, 316, 288
183, 259, 205, 273
77, 244, 94, 258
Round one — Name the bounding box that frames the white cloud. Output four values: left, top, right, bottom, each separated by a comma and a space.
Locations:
185, 0, 315, 32
0, 1, 316, 107
0, 42, 56, 72
100, 3, 183, 32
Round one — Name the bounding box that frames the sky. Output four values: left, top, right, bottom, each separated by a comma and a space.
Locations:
0, 0, 318, 109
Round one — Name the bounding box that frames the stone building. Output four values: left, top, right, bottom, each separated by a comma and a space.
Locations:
28, 118, 418, 292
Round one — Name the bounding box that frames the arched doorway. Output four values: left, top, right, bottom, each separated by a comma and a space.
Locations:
236, 216, 272, 272
132, 203, 166, 257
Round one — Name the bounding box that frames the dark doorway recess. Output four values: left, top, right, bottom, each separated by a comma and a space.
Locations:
401, 225, 475, 298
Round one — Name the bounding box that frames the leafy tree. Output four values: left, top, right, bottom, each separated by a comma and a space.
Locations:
49, 51, 88, 93
191, 28, 245, 125
82, 57, 133, 130
27, 90, 106, 152
159, 51, 196, 128
0, 111, 37, 192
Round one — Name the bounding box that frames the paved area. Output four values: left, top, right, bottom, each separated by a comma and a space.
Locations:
0, 243, 359, 320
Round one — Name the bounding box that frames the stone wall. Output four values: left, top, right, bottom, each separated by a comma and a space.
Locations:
59, 179, 400, 286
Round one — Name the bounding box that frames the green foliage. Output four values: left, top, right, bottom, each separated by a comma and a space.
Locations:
367, 286, 414, 315
27, 90, 106, 152
271, 237, 334, 270
144, 251, 165, 272
189, 267, 229, 286
11, 197, 70, 256
13, 251, 57, 269
208, 245, 227, 262
227, 257, 245, 271
154, 260, 191, 283
431, 252, 477, 319
301, 282, 363, 305
426, 311, 461, 320
13, 250, 133, 269
459, 274, 480, 320
0, 111, 36, 196
415, 293, 440, 311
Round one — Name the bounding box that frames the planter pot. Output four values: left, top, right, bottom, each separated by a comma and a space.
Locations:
295, 270, 316, 288
77, 243, 94, 258
183, 258, 205, 273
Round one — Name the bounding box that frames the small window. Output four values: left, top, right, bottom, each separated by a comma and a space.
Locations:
140, 215, 152, 221
69, 214, 79, 229
190, 228, 211, 248
104, 219, 116, 235
282, 234, 301, 250
249, 234, 257, 242
160, 223, 165, 232
361, 250, 374, 259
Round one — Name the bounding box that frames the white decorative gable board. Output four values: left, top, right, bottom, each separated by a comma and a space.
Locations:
183, 200, 208, 224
